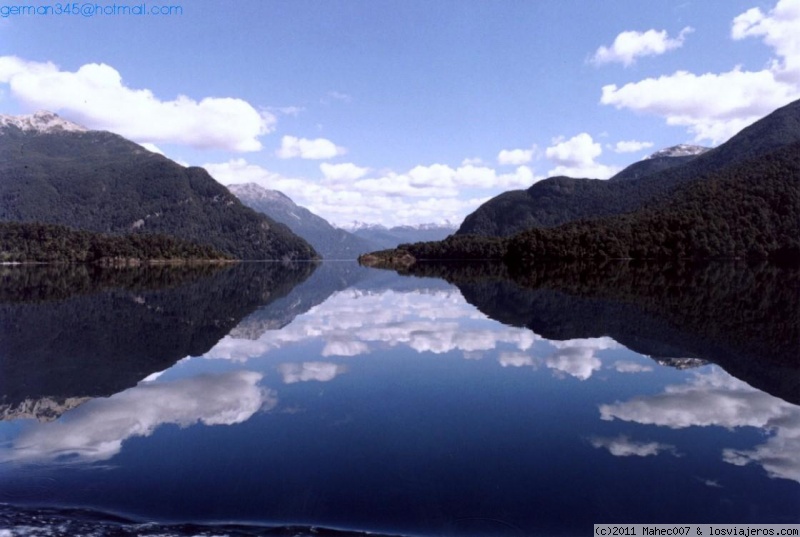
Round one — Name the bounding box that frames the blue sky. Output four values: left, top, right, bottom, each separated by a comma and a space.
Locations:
1, 0, 798, 226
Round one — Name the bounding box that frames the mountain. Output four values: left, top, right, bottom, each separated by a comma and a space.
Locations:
360, 100, 800, 265
228, 182, 376, 259
457, 99, 800, 238
0, 111, 317, 260
345, 222, 457, 249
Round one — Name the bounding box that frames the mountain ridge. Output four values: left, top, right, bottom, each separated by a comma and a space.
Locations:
457, 99, 800, 238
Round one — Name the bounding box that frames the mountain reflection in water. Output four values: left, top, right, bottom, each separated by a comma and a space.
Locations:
0, 260, 797, 535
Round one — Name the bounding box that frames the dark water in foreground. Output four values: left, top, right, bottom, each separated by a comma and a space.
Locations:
0, 261, 798, 536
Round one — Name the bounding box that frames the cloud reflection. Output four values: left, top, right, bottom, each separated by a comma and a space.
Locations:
589, 435, 679, 457
599, 368, 800, 483
278, 362, 347, 384
1, 371, 275, 464
205, 289, 538, 361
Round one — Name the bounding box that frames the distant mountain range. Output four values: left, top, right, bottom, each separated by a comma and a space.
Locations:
0, 111, 317, 260
362, 98, 800, 265
228, 182, 376, 259
343, 222, 457, 250
229, 182, 457, 255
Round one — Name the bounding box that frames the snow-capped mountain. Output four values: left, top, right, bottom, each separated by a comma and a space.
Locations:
645, 144, 710, 160
340, 221, 456, 232
344, 222, 457, 250
0, 110, 87, 134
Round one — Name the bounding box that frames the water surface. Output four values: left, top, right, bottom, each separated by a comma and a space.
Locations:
0, 261, 798, 536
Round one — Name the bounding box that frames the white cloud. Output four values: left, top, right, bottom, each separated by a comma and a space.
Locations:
497, 147, 534, 165
203, 288, 539, 363
545, 337, 618, 380
545, 133, 620, 179
592, 27, 693, 67
600, 1, 800, 144
612, 140, 654, 154
277, 362, 347, 384
461, 157, 484, 166
270, 105, 305, 116
203, 158, 535, 227
0, 371, 276, 464
599, 368, 800, 483
498, 352, 537, 368
276, 135, 345, 160
322, 90, 352, 104
612, 361, 654, 373
731, 0, 800, 80
590, 435, 678, 457
0, 56, 274, 152
320, 162, 370, 182
138, 142, 164, 155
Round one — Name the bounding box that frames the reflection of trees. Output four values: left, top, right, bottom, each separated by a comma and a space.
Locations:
0, 262, 316, 413
399, 261, 800, 405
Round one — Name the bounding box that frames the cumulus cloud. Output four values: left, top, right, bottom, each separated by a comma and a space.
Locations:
0, 371, 276, 464
592, 27, 693, 67
600, 1, 800, 144
612, 140, 654, 154
599, 368, 800, 483
277, 362, 347, 384
497, 147, 534, 165
589, 435, 678, 457
0, 56, 273, 152
545, 337, 618, 380
202, 158, 533, 227
498, 352, 537, 368
320, 162, 370, 182
276, 135, 345, 159
203, 288, 539, 363
731, 0, 800, 80
612, 361, 654, 373
545, 133, 620, 179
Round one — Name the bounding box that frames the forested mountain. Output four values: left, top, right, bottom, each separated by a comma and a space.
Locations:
363, 140, 800, 264
457, 99, 800, 238
229, 182, 377, 259
506, 141, 800, 263
0, 112, 317, 260
361, 99, 800, 266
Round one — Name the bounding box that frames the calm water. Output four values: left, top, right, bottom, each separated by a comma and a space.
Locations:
0, 261, 798, 536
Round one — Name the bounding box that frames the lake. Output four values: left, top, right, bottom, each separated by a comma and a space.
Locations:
1, 261, 798, 536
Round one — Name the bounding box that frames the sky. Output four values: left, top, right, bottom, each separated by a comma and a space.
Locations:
1, 0, 799, 227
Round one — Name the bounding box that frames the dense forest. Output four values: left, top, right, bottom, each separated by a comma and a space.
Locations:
0, 221, 231, 263
0, 125, 317, 260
